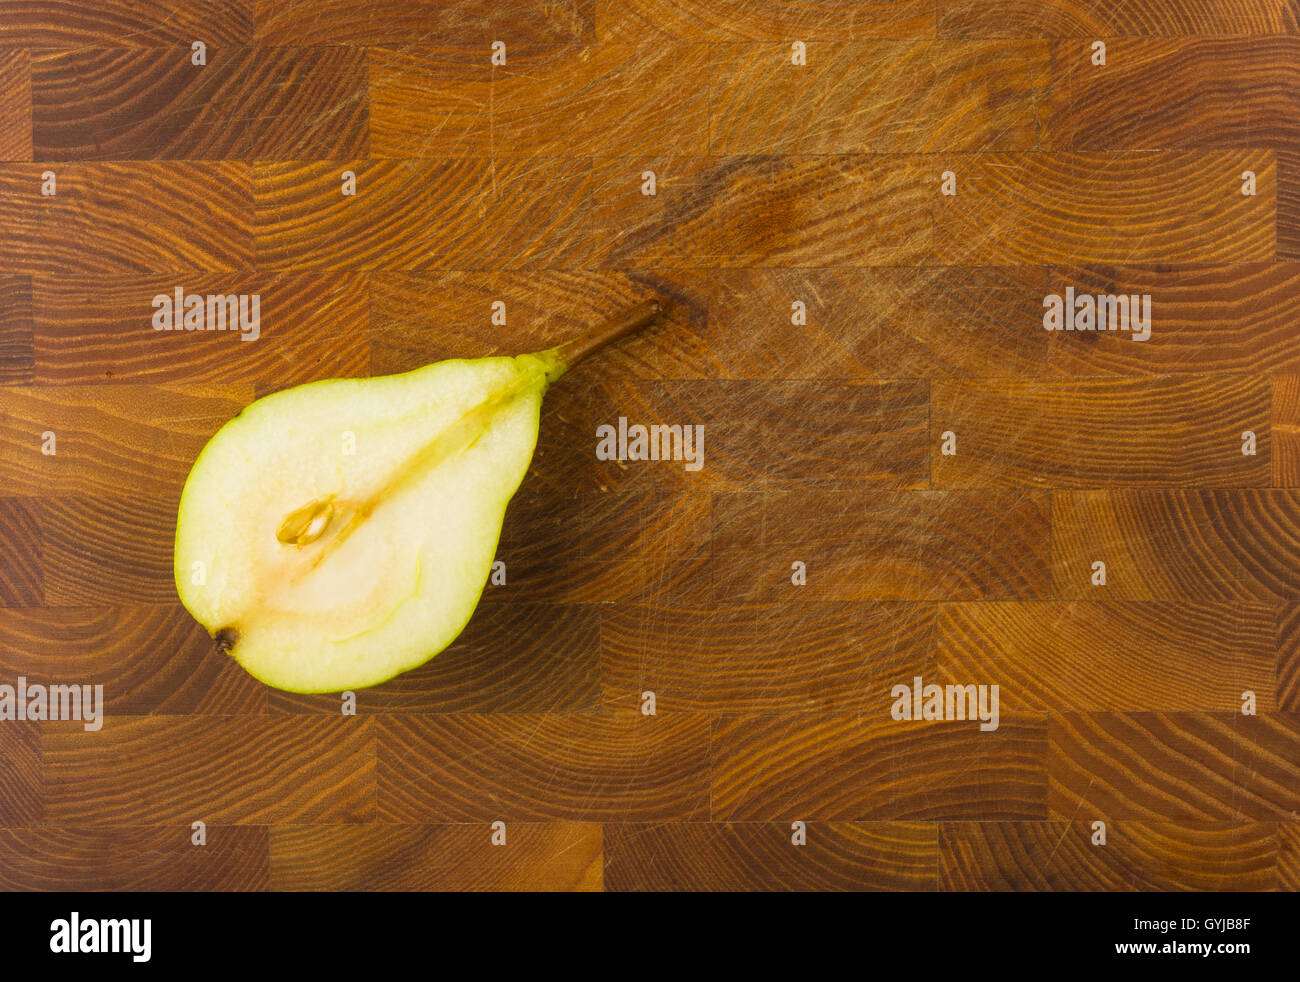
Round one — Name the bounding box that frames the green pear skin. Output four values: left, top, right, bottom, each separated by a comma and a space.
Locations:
174, 300, 660, 693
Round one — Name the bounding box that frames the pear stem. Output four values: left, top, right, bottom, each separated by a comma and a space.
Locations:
550, 298, 661, 379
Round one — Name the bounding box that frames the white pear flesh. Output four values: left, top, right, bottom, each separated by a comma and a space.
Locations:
173, 352, 557, 693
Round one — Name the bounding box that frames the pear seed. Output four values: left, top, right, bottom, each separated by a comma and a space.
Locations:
277, 499, 335, 546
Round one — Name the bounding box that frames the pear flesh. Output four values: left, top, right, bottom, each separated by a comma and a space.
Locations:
175, 349, 560, 693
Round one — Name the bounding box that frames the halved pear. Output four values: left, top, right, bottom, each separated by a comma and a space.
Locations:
174, 299, 660, 693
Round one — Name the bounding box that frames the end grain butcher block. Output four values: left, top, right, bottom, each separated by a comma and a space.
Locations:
0, 0, 1297, 891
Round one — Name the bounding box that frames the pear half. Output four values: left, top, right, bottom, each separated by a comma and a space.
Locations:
174, 300, 660, 693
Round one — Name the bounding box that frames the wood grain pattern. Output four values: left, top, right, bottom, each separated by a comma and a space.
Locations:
0, 384, 251, 497
371, 45, 709, 158
491, 488, 712, 604
369, 270, 700, 376
0, 722, 42, 825
939, 822, 1277, 891
601, 602, 934, 712
372, 267, 1055, 380
39, 495, 180, 605
563, 378, 929, 491
590, 155, 933, 267
1279, 604, 1300, 711
708, 42, 1049, 153
254, 159, 588, 270
934, 151, 1275, 264
0, 498, 42, 605
589, 152, 1274, 267
932, 377, 1271, 487
255, 0, 594, 45
0, 164, 253, 273
44, 717, 375, 825
1281, 149, 1300, 258
598, 0, 935, 40
680, 266, 1052, 379
31, 47, 368, 161
1045, 264, 1300, 375
1275, 376, 1300, 486
605, 822, 937, 890
1280, 823, 1300, 889
517, 378, 930, 496
269, 823, 601, 891
711, 714, 1048, 821
938, 0, 1300, 37
376, 714, 711, 822
0, 49, 31, 161
32, 274, 370, 386
0, 605, 265, 714
1046, 39, 1300, 150
596, 0, 937, 40
0, 275, 34, 383
1048, 712, 1300, 820
0, 1, 252, 46
370, 263, 1300, 380
1051, 491, 1300, 600
936, 602, 1276, 711
711, 490, 1051, 601
267, 601, 600, 714
0, 826, 267, 890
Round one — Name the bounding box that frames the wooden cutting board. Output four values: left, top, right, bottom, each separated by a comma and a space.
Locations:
0, 0, 1298, 891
